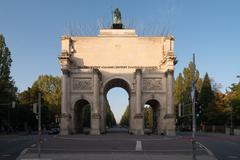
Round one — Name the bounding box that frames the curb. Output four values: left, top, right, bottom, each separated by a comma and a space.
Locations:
196, 141, 217, 159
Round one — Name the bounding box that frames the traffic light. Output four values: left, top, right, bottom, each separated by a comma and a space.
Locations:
196, 104, 202, 118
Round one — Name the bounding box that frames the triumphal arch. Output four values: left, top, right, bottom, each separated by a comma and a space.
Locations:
59, 10, 177, 136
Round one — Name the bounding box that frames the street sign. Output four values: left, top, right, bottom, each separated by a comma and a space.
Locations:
33, 103, 37, 114
12, 101, 15, 109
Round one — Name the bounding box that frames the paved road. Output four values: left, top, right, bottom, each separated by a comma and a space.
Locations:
197, 133, 240, 160
0, 134, 37, 160
3, 132, 240, 160
18, 133, 216, 160
179, 132, 240, 160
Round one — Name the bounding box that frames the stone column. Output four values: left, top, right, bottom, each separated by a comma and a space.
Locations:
164, 69, 176, 136
134, 69, 144, 135
60, 69, 70, 135
167, 70, 174, 114
91, 69, 101, 135
136, 69, 142, 114
93, 72, 99, 113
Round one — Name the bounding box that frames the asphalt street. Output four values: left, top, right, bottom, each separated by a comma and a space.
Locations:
1, 131, 240, 160
196, 133, 240, 160
18, 132, 215, 160
0, 133, 37, 160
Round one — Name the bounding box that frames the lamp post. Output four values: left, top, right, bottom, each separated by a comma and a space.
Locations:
37, 92, 42, 158
191, 53, 196, 160
230, 106, 233, 135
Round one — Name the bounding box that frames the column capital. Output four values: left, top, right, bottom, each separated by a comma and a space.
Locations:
136, 68, 142, 74
167, 69, 174, 75
164, 69, 174, 77
61, 69, 70, 77
93, 68, 102, 81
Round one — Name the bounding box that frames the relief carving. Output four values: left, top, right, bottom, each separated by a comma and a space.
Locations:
143, 78, 162, 90
73, 78, 92, 90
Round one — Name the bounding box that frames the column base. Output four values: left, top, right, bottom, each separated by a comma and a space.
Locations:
134, 113, 144, 135
90, 113, 101, 135
60, 113, 71, 135
90, 129, 101, 135
164, 114, 176, 136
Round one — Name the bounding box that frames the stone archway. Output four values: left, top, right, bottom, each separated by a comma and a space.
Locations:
144, 99, 161, 134
103, 78, 131, 133
59, 26, 177, 136
73, 99, 91, 134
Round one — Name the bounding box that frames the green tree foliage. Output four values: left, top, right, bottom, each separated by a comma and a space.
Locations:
19, 75, 61, 113
18, 75, 61, 129
174, 62, 202, 130
32, 75, 61, 115
144, 106, 153, 128
105, 100, 117, 127
199, 73, 214, 109
174, 73, 184, 106
82, 104, 90, 128
0, 34, 16, 103
227, 80, 240, 125
174, 62, 202, 106
120, 105, 129, 127
199, 73, 216, 124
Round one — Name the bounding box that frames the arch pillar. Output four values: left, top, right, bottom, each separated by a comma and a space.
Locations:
60, 69, 71, 135
134, 69, 144, 135
164, 70, 176, 136
90, 69, 101, 135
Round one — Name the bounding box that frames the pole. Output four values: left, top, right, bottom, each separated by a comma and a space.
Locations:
230, 107, 233, 135
7, 105, 10, 134
192, 53, 196, 160
192, 53, 196, 138
38, 92, 41, 158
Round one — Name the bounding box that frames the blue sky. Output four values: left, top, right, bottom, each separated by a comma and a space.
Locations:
1, 0, 240, 121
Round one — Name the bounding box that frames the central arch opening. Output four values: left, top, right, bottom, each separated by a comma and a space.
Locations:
104, 78, 131, 133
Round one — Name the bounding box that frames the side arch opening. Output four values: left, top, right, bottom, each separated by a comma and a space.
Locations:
74, 99, 91, 134
144, 99, 161, 134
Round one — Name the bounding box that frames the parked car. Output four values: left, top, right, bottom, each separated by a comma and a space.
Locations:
48, 128, 60, 135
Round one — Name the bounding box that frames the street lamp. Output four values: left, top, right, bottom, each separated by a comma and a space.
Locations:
230, 106, 234, 135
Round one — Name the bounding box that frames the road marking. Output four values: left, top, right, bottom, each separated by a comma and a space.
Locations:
21, 158, 52, 160
16, 148, 29, 160
0, 154, 10, 157
135, 140, 142, 151
227, 156, 239, 159
25, 148, 197, 152
30, 144, 36, 147
55, 136, 178, 141
196, 141, 215, 156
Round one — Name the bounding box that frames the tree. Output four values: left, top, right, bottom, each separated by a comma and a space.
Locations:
0, 34, 16, 103
227, 80, 240, 125
174, 62, 202, 106
174, 73, 184, 106
31, 75, 61, 115
174, 62, 202, 130
18, 75, 61, 129
82, 104, 90, 128
120, 105, 129, 127
199, 73, 216, 125
105, 100, 116, 127
144, 106, 153, 128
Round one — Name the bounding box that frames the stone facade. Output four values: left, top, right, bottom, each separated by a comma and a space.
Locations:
58, 29, 177, 136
